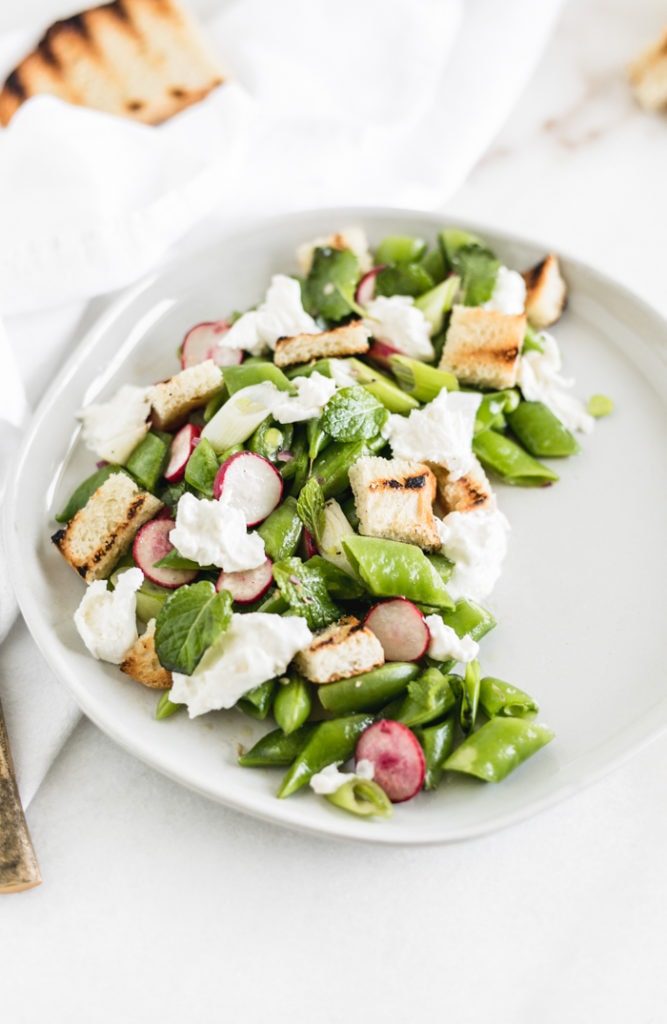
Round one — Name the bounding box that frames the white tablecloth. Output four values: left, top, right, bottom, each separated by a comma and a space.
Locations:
3, 0, 667, 1021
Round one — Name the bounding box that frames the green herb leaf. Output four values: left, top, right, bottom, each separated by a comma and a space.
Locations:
456, 244, 501, 306
375, 262, 434, 298
272, 557, 340, 629
296, 477, 326, 546
303, 247, 360, 321
154, 581, 233, 675
320, 386, 387, 442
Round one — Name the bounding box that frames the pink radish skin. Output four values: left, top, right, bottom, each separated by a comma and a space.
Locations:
354, 265, 386, 306
367, 339, 403, 370
355, 720, 425, 803
216, 558, 273, 604
303, 529, 318, 559
164, 423, 201, 483
213, 451, 283, 527
180, 321, 243, 369
364, 598, 429, 662
133, 519, 198, 589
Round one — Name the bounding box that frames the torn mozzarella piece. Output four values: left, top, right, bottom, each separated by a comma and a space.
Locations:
74, 567, 143, 664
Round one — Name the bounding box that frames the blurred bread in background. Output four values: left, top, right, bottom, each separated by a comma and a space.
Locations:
628, 27, 667, 112
0, 0, 225, 127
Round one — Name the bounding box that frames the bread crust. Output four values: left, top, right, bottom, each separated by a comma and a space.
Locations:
273, 323, 371, 368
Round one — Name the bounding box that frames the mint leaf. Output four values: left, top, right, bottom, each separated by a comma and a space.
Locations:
320, 386, 387, 442
303, 247, 360, 322
272, 557, 340, 629
155, 581, 233, 675
296, 477, 326, 545
454, 244, 501, 306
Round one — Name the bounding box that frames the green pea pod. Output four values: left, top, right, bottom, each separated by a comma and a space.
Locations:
444, 718, 554, 782
479, 676, 539, 718
277, 714, 374, 798
256, 496, 303, 561
238, 723, 318, 767
342, 358, 420, 414
415, 716, 456, 790
342, 536, 454, 610
184, 436, 222, 498
392, 668, 459, 728
325, 778, 393, 819
473, 429, 559, 486
249, 418, 294, 461
317, 662, 420, 715
223, 362, 294, 395
135, 577, 172, 622
274, 673, 312, 735
55, 464, 127, 523
155, 691, 183, 720
388, 354, 459, 402
375, 234, 427, 264
438, 599, 496, 641
236, 678, 277, 720
506, 401, 580, 458
125, 430, 170, 492
459, 659, 481, 735
307, 417, 330, 460
474, 389, 521, 434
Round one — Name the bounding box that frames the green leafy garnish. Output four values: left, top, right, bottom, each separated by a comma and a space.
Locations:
456, 245, 501, 306
296, 477, 326, 546
154, 581, 233, 675
374, 262, 434, 298
303, 247, 360, 321
320, 386, 387, 442
184, 437, 220, 498
272, 557, 340, 629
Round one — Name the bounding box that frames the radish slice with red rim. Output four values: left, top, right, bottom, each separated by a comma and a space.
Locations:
216, 557, 273, 604
367, 339, 404, 370
364, 598, 429, 662
180, 321, 243, 369
355, 720, 425, 803
133, 518, 198, 589
164, 423, 201, 483
355, 265, 386, 306
214, 451, 284, 527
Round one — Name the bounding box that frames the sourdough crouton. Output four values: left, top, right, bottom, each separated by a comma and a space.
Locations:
294, 615, 384, 683
522, 253, 567, 328
438, 305, 525, 390
349, 456, 442, 552
148, 359, 222, 430
273, 322, 371, 368
627, 27, 667, 111
296, 227, 372, 275
52, 471, 162, 582
120, 619, 172, 689
430, 457, 494, 515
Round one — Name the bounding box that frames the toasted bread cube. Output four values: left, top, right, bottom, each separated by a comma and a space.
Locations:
148, 359, 222, 430
120, 619, 172, 689
349, 455, 442, 552
628, 28, 667, 111
438, 305, 525, 390
430, 457, 494, 515
273, 323, 371, 368
522, 253, 567, 329
295, 615, 384, 683
52, 472, 163, 582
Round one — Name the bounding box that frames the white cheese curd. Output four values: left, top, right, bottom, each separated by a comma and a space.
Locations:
363, 295, 435, 360
518, 332, 594, 433
296, 227, 372, 275
268, 372, 337, 423
328, 359, 359, 389
425, 615, 479, 664
483, 266, 526, 315
309, 759, 375, 796
437, 507, 510, 601
218, 275, 318, 356
77, 384, 150, 464
170, 613, 313, 717
74, 567, 143, 664
383, 389, 481, 480
169, 492, 265, 573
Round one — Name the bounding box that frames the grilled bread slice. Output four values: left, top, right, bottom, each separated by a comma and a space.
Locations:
349, 455, 442, 552
0, 0, 225, 127
273, 323, 372, 368
438, 305, 525, 390
295, 616, 385, 684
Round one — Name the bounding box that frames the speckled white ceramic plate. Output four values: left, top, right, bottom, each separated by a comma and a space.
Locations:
6, 207, 667, 844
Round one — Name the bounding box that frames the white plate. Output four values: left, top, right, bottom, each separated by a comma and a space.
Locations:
6, 207, 667, 844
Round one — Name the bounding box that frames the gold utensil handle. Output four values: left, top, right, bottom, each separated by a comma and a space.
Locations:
0, 700, 41, 893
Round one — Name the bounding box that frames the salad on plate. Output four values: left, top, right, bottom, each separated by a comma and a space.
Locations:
50, 224, 611, 822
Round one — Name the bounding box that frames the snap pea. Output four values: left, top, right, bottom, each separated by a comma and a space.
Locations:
391, 668, 459, 728
223, 362, 293, 395
375, 234, 427, 264
325, 778, 393, 819
342, 535, 454, 610
473, 429, 559, 486
415, 716, 456, 790
438, 599, 496, 641
249, 418, 294, 461
273, 672, 313, 735
413, 275, 461, 335
155, 691, 183, 720
317, 662, 420, 715
236, 677, 277, 720
506, 401, 580, 458
341, 358, 420, 414
388, 353, 459, 402
307, 417, 330, 460
55, 464, 126, 523
479, 676, 539, 719
256, 496, 303, 561
474, 389, 521, 434
238, 722, 318, 767
125, 430, 170, 492
459, 659, 481, 734
443, 717, 554, 782
277, 713, 374, 798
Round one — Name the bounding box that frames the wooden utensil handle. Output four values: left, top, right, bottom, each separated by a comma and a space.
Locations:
0, 700, 41, 893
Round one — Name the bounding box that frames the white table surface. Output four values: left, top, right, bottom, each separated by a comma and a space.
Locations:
2, 1, 667, 1021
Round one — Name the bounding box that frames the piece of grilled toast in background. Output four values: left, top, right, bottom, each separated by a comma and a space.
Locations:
0, 0, 226, 127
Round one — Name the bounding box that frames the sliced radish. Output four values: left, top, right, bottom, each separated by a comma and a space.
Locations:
367, 339, 403, 370
164, 423, 201, 483
180, 321, 243, 369
216, 557, 273, 604
355, 265, 386, 306
303, 529, 318, 559
355, 720, 425, 803
214, 451, 284, 527
364, 598, 429, 662
133, 518, 198, 589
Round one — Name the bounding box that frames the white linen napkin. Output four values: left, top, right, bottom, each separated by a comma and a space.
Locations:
0, 0, 564, 807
